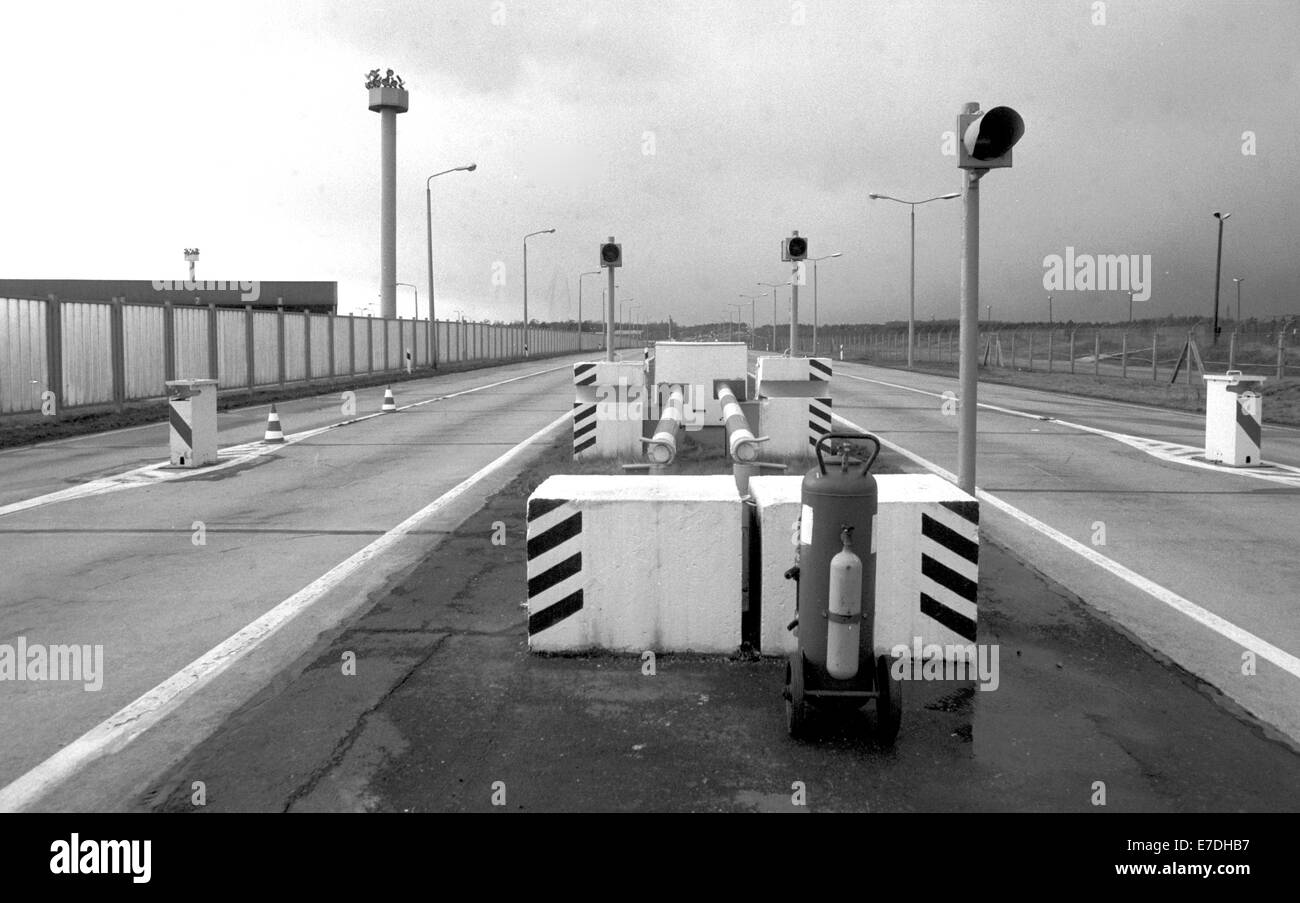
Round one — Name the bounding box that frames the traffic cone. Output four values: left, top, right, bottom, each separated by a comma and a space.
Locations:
263, 404, 285, 443
382, 387, 397, 413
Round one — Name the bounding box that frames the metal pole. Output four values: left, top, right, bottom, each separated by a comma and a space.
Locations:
605, 265, 615, 362
812, 260, 819, 353
426, 185, 436, 368
957, 159, 981, 495
1212, 215, 1226, 344
523, 238, 529, 357
908, 203, 916, 367
790, 265, 799, 355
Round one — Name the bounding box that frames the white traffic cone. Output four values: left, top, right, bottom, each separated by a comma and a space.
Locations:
382, 387, 397, 413
263, 404, 285, 443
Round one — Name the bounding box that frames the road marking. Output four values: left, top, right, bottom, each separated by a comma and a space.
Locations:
0, 364, 570, 520
0, 408, 572, 813
831, 410, 1300, 683
838, 370, 1300, 488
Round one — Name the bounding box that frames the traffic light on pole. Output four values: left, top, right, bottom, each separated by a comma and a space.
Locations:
600, 240, 622, 268
781, 231, 808, 262
957, 106, 1025, 170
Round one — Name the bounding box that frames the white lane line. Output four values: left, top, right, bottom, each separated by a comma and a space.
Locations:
0, 364, 570, 520
838, 360, 1300, 433
838, 370, 1300, 488
831, 410, 1300, 683
0, 408, 572, 813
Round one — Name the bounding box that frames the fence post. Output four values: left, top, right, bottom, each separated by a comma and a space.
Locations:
277, 299, 286, 387
1094, 332, 1100, 377
1027, 331, 1034, 371
1048, 328, 1054, 373
1121, 333, 1127, 379
349, 316, 356, 376
110, 297, 126, 411
244, 305, 255, 390
1069, 330, 1076, 374
162, 299, 176, 384
1152, 331, 1158, 381
367, 316, 375, 373
207, 302, 219, 382
1278, 329, 1286, 380
303, 309, 312, 383
328, 312, 336, 379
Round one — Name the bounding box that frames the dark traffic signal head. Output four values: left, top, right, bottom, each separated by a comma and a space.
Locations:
958, 105, 1025, 170
782, 231, 808, 262
600, 240, 622, 268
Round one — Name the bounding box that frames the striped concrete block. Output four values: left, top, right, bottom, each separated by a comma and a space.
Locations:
755, 356, 831, 398
750, 474, 979, 657
526, 475, 743, 653
572, 360, 646, 460
758, 396, 832, 457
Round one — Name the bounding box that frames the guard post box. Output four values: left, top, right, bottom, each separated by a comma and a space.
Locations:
166, 379, 219, 467
1203, 370, 1264, 467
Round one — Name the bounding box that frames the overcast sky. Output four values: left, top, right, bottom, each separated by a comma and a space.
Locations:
2, 0, 1296, 326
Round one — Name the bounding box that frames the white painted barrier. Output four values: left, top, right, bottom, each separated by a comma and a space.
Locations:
754, 355, 831, 398
750, 474, 979, 657
652, 341, 748, 427
572, 361, 646, 459
526, 475, 743, 653
755, 356, 832, 455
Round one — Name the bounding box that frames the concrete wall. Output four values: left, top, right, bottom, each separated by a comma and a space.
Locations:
751, 474, 979, 657
527, 475, 743, 653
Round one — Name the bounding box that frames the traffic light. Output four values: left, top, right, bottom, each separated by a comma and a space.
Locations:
781, 231, 808, 262
957, 105, 1025, 170
600, 239, 622, 268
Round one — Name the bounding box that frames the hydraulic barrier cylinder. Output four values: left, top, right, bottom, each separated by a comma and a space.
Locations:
718, 384, 761, 462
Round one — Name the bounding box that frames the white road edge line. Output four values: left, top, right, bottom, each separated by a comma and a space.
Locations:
830, 410, 1300, 684
838, 370, 1300, 486
0, 408, 573, 813
0, 364, 569, 520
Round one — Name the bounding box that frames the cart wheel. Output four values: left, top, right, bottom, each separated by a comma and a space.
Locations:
874, 654, 902, 744
785, 652, 808, 739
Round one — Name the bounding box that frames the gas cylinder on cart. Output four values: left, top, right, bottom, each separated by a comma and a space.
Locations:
797, 433, 880, 682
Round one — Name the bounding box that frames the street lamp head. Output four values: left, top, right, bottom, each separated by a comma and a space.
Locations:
940, 192, 961, 200
1213, 211, 1231, 220
465, 163, 477, 172
868, 193, 883, 200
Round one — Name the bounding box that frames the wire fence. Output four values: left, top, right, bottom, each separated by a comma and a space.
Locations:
806, 322, 1295, 383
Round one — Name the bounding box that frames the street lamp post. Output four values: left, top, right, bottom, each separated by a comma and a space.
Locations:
808, 253, 842, 355
523, 228, 556, 357
1233, 276, 1243, 324
739, 292, 766, 349
578, 270, 601, 353
1211, 211, 1231, 345
868, 191, 960, 367
759, 281, 790, 352
426, 163, 476, 368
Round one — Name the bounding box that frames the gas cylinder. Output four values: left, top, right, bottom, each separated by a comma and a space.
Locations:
797, 433, 879, 682
826, 527, 863, 680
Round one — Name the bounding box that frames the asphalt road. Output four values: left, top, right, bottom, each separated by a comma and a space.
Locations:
828, 360, 1300, 747
0, 355, 586, 809
135, 439, 1300, 813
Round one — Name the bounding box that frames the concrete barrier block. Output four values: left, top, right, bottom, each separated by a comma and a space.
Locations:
527, 475, 743, 653
573, 361, 649, 459
750, 474, 979, 657
652, 342, 748, 426
758, 396, 831, 457
755, 356, 831, 398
